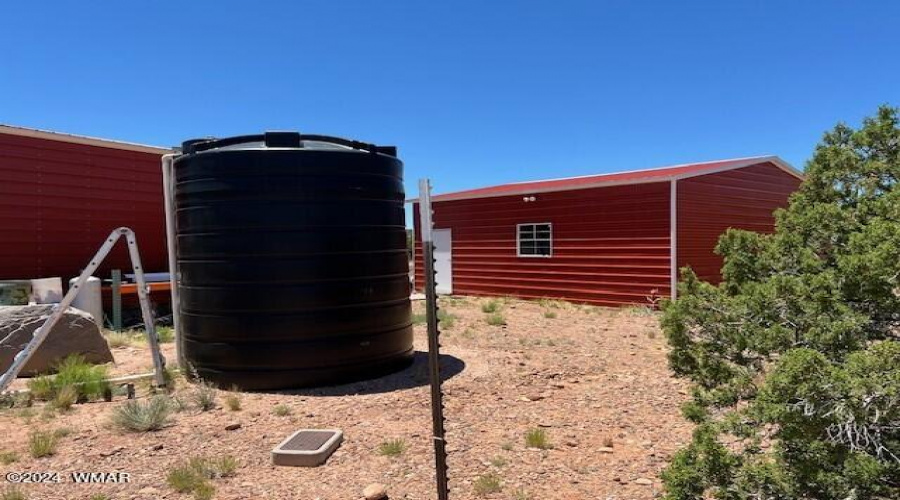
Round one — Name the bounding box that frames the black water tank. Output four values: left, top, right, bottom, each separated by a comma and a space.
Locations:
173, 132, 413, 390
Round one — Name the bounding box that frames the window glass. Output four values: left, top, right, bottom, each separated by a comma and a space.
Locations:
517, 223, 552, 257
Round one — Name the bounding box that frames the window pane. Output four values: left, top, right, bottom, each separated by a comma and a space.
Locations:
535, 241, 551, 256
519, 225, 535, 239
519, 241, 536, 255
535, 227, 551, 239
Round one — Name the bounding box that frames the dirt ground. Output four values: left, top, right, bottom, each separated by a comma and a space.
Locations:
0, 296, 692, 500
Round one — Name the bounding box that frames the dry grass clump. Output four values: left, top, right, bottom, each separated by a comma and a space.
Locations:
473, 472, 502, 496
104, 330, 144, 348
52, 385, 78, 411
167, 455, 237, 499
481, 300, 501, 313
190, 381, 217, 411
110, 395, 172, 432
156, 326, 175, 343
225, 393, 242, 411
0, 487, 27, 500
524, 428, 552, 449
378, 438, 407, 457
485, 313, 507, 326
272, 404, 292, 416
543, 311, 557, 319
437, 310, 457, 328
28, 429, 58, 458
0, 451, 19, 465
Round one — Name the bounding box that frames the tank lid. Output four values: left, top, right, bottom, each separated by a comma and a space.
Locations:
179, 131, 398, 157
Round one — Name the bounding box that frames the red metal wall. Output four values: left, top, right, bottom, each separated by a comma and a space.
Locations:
0, 133, 168, 280
414, 182, 672, 306
676, 162, 801, 283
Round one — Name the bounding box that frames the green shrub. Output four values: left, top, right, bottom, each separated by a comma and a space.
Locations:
156, 326, 175, 343
485, 313, 506, 326
28, 429, 57, 458
543, 311, 557, 319
524, 428, 551, 449
27, 355, 110, 402
27, 376, 55, 400
473, 473, 502, 496
378, 438, 407, 457
661, 106, 900, 500
481, 300, 501, 313
111, 396, 172, 432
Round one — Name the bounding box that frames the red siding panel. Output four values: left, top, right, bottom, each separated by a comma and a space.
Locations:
676, 162, 801, 283
414, 182, 672, 307
0, 133, 168, 280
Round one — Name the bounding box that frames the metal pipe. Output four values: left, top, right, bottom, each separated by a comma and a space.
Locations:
161, 153, 184, 370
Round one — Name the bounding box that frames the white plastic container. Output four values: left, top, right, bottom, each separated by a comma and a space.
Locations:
69, 276, 104, 327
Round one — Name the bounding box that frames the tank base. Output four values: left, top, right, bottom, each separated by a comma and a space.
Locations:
186, 348, 415, 391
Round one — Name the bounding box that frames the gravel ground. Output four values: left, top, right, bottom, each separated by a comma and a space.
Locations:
0, 296, 691, 500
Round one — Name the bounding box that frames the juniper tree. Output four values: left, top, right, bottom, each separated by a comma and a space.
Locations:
662, 105, 900, 500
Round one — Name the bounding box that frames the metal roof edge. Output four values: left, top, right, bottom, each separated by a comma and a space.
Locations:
0, 124, 172, 154
406, 155, 803, 203
672, 155, 804, 182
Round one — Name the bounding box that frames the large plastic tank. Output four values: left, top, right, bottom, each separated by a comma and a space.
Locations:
173, 132, 413, 390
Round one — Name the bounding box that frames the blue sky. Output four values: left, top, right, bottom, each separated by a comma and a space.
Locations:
2, 1, 898, 199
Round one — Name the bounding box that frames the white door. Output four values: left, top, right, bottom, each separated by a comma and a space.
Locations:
433, 229, 453, 294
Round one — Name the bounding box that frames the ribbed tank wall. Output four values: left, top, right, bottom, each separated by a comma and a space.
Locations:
173, 134, 413, 390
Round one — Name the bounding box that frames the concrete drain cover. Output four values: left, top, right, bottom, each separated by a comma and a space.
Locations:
272, 429, 343, 467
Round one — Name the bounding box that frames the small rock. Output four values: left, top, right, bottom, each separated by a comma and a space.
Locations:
138, 487, 159, 495
225, 423, 242, 431
362, 483, 387, 500
635, 478, 653, 486
99, 446, 125, 457
598, 446, 614, 453
149, 444, 164, 451
564, 440, 579, 447
525, 393, 544, 401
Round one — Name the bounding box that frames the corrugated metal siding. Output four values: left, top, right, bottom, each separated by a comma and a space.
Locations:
414, 182, 672, 306
0, 132, 167, 280
676, 162, 801, 283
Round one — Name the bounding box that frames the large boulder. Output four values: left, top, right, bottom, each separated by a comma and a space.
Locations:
0, 305, 114, 376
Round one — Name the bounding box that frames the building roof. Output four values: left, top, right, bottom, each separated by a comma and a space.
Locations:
415, 155, 802, 202
0, 124, 171, 154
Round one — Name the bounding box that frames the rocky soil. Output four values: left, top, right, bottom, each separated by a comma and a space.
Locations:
0, 296, 692, 500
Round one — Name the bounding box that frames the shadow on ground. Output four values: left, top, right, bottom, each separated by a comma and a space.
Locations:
268, 351, 465, 397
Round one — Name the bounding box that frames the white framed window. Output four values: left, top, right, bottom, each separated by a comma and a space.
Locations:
517, 223, 552, 257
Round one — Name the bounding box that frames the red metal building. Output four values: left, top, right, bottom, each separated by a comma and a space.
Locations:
412, 156, 803, 306
0, 124, 171, 281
